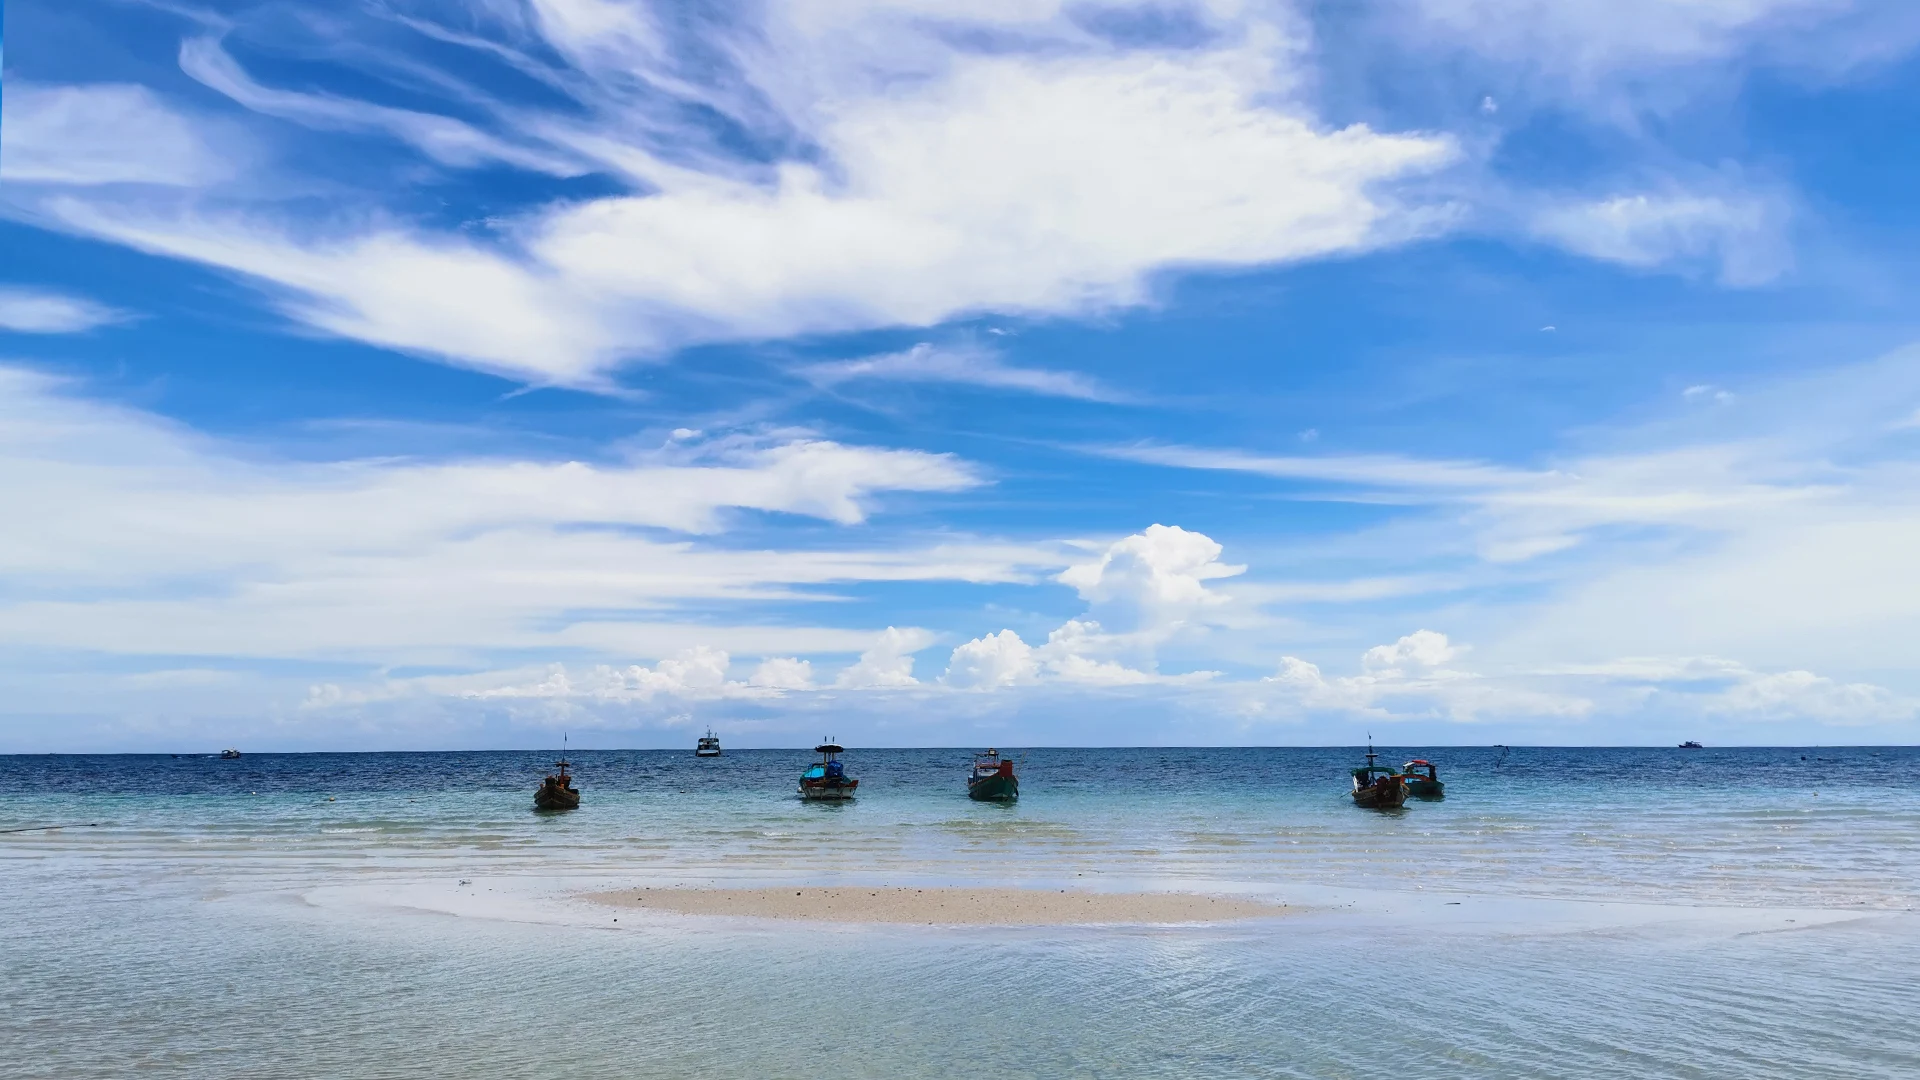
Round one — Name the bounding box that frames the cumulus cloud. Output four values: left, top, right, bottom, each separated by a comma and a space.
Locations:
1057, 523, 1246, 634
835, 626, 936, 688
0, 289, 129, 333
1, 81, 227, 187
942, 629, 1038, 689
1267, 630, 1591, 720
749, 657, 816, 690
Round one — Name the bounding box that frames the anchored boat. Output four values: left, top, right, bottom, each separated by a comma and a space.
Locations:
696, 729, 722, 757
799, 742, 858, 800
534, 757, 580, 811
1350, 741, 1407, 809
966, 748, 1018, 801
1400, 759, 1444, 798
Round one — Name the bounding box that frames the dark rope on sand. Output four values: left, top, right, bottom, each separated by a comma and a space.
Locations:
0, 823, 100, 834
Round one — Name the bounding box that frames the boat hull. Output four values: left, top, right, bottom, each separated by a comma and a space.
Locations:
967, 774, 1018, 801
1351, 779, 1407, 809
695, 749, 721, 758
799, 780, 858, 800
534, 781, 580, 810
1405, 778, 1444, 798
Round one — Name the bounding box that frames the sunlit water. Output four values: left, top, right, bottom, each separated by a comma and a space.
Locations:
5, 747, 1917, 1078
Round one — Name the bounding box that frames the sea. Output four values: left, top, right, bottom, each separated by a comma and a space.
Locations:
5, 745, 1917, 1079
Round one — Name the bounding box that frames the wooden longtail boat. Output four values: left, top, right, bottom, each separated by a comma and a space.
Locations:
966, 749, 1018, 801
1401, 759, 1444, 798
799, 742, 858, 800
534, 757, 580, 811
1350, 741, 1407, 809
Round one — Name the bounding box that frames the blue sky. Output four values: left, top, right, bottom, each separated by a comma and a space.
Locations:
6, 0, 1920, 750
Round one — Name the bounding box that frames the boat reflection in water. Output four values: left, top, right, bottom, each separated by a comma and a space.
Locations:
966, 749, 1018, 801
799, 741, 859, 801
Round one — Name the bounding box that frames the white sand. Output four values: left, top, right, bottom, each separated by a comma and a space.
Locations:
581, 885, 1289, 925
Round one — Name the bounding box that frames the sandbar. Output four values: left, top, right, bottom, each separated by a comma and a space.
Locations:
582, 885, 1288, 925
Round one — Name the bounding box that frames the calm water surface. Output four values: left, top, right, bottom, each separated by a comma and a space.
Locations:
5, 746, 1917, 1078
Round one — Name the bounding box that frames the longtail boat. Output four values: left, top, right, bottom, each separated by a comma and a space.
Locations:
1350, 740, 1407, 809
1400, 759, 1444, 798
799, 741, 858, 800
534, 754, 580, 811
966, 748, 1018, 801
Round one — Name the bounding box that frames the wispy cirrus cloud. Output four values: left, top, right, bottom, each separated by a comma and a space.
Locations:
0, 365, 1058, 665
0, 81, 229, 187
0, 288, 131, 333
799, 343, 1121, 402
23, 3, 1458, 386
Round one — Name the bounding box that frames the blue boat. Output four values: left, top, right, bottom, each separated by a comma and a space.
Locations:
799, 742, 858, 800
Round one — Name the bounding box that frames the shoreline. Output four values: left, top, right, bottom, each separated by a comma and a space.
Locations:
580, 885, 1292, 925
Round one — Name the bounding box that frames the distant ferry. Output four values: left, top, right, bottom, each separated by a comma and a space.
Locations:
1679, 740, 1704, 749
219, 748, 242, 759
696, 730, 722, 757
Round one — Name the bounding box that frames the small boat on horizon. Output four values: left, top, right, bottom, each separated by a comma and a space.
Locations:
534, 755, 580, 811
1351, 740, 1407, 809
799, 741, 858, 800
219, 748, 242, 760
1400, 759, 1443, 798
696, 729, 722, 757
1679, 740, 1704, 749
966, 748, 1018, 801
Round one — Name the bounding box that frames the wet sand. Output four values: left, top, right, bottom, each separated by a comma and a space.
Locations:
582, 885, 1289, 925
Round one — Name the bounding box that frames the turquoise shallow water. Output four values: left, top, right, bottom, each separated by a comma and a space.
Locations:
5, 746, 1919, 1078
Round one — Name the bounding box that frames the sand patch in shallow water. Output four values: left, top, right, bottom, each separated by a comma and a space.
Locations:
582, 885, 1288, 925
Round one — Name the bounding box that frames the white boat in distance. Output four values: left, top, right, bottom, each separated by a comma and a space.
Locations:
696, 730, 722, 757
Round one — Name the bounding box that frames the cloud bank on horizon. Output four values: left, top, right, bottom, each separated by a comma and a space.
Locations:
4, 0, 1920, 749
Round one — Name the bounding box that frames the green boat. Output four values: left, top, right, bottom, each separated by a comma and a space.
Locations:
967, 749, 1018, 801
1400, 759, 1444, 798
1350, 741, 1406, 809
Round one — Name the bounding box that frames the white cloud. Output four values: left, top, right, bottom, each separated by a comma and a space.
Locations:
835, 626, 936, 688
0, 289, 129, 333
0, 82, 226, 187
0, 366, 1061, 663
31, 7, 1455, 385
800, 343, 1118, 402
471, 647, 733, 701
1529, 189, 1791, 285
748, 656, 816, 690
1361, 628, 1462, 671
942, 629, 1039, 688
1389, 0, 1891, 96
1266, 630, 1591, 720
179, 36, 584, 177
1057, 524, 1246, 634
